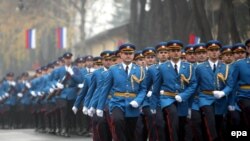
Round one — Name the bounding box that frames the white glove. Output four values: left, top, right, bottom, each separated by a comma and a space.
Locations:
213, 91, 225, 99
4, 93, 9, 97
228, 105, 235, 111
82, 106, 88, 115
67, 67, 74, 75
78, 83, 84, 88
49, 88, 54, 93
25, 82, 31, 88
187, 108, 192, 119
160, 90, 164, 95
88, 107, 95, 117
129, 100, 139, 108
56, 82, 64, 89
147, 91, 152, 97
37, 92, 42, 96
10, 81, 16, 86
17, 93, 23, 98
0, 96, 3, 101
150, 109, 156, 114
72, 106, 78, 114
175, 95, 182, 102
96, 109, 104, 117
30, 91, 36, 97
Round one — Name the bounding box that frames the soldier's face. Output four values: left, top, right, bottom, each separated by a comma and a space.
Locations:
145, 55, 156, 66
157, 50, 168, 62
169, 49, 181, 61
247, 45, 250, 54
185, 52, 196, 63
102, 58, 112, 68
64, 58, 72, 66
234, 52, 246, 60
85, 61, 93, 68
135, 58, 146, 67
196, 51, 207, 62
207, 49, 220, 60
120, 52, 135, 63
222, 53, 234, 64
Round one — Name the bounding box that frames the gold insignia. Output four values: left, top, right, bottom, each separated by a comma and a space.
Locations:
173, 43, 177, 46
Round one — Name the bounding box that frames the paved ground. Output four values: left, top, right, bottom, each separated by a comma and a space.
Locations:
0, 129, 92, 141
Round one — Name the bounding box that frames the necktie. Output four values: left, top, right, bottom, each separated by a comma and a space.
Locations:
125, 65, 129, 75
174, 64, 178, 74
213, 64, 216, 72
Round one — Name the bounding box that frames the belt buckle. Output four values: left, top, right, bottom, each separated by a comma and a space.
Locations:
125, 92, 129, 98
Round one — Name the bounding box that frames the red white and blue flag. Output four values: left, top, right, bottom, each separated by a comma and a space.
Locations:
56, 27, 67, 49
189, 33, 200, 44
25, 29, 36, 49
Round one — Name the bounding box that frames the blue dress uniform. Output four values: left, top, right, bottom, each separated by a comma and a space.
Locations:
50, 52, 82, 137
97, 43, 147, 141
154, 40, 197, 141
232, 56, 250, 130
195, 40, 234, 141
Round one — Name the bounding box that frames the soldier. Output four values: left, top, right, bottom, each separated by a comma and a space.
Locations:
96, 43, 147, 141
50, 52, 82, 137
246, 39, 250, 56
136, 47, 157, 141
232, 43, 247, 61
195, 40, 234, 141
134, 50, 146, 67
154, 40, 197, 141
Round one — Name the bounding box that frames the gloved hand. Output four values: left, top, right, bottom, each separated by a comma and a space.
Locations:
30, 91, 36, 97
4, 93, 9, 98
0, 96, 3, 101
72, 106, 78, 114
10, 81, 16, 86
17, 93, 23, 98
25, 82, 31, 88
150, 109, 156, 114
96, 109, 104, 117
213, 91, 225, 99
129, 100, 139, 108
49, 88, 54, 93
88, 107, 95, 117
228, 105, 235, 111
175, 95, 182, 102
37, 92, 42, 96
56, 82, 64, 89
147, 91, 152, 97
82, 106, 88, 115
67, 67, 74, 75
78, 83, 84, 88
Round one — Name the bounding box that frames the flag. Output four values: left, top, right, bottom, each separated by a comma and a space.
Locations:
56, 27, 67, 49
25, 29, 36, 49
189, 33, 200, 44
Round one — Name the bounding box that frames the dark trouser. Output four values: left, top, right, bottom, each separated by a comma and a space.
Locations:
111, 107, 138, 141
179, 116, 193, 141
96, 111, 112, 141
142, 106, 157, 141
76, 107, 84, 133
155, 107, 167, 141
82, 114, 91, 132
92, 114, 100, 141
163, 103, 179, 141
191, 110, 205, 141
215, 115, 226, 141
136, 114, 148, 141
200, 105, 217, 141
238, 98, 250, 131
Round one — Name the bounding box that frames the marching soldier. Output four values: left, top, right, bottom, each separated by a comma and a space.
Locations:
134, 50, 146, 67
220, 45, 234, 64
96, 43, 147, 141
154, 40, 197, 141
195, 40, 234, 141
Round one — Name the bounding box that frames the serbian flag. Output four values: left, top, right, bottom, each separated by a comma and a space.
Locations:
189, 33, 200, 44
56, 27, 67, 49
25, 29, 36, 49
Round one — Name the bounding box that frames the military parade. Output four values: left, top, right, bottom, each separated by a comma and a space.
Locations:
0, 39, 249, 141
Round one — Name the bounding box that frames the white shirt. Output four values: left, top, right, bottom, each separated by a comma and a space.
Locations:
208, 59, 218, 70
171, 60, 181, 73
122, 62, 132, 75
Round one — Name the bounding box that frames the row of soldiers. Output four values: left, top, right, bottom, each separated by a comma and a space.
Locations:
0, 39, 250, 141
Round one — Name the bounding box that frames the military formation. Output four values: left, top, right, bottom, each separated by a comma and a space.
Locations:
0, 39, 250, 141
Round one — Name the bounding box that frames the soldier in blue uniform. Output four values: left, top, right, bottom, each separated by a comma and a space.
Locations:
232, 43, 247, 61
50, 52, 82, 137
134, 50, 146, 67
221, 45, 234, 64
96, 43, 147, 141
246, 39, 250, 56
154, 40, 197, 141
195, 40, 234, 141
136, 47, 157, 141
